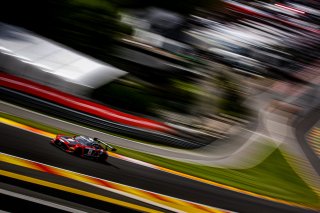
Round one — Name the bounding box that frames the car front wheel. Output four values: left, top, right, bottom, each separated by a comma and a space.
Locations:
98, 154, 107, 163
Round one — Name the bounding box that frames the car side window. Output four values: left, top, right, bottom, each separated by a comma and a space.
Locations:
92, 143, 101, 149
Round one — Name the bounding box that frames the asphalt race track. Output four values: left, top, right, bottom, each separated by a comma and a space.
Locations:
0, 123, 317, 213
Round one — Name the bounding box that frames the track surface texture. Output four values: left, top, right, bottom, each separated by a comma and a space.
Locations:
0, 123, 317, 213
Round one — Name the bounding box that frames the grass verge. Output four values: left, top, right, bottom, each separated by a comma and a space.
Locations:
117, 145, 319, 207
0, 112, 73, 136
1, 112, 319, 208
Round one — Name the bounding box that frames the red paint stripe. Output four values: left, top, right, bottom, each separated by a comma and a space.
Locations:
33, 162, 58, 175
145, 191, 170, 202
88, 177, 115, 188
0, 73, 174, 133
190, 202, 214, 212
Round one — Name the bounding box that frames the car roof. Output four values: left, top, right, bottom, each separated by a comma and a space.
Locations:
74, 135, 95, 144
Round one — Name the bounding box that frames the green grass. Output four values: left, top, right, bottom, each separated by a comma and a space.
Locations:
1, 112, 319, 208
1, 112, 74, 136
115, 145, 319, 208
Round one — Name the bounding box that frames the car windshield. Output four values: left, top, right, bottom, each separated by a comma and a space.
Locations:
74, 136, 94, 145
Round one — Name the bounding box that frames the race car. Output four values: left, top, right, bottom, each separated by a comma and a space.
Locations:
51, 135, 116, 162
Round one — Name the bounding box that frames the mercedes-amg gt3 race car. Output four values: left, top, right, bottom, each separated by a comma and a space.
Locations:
51, 135, 116, 162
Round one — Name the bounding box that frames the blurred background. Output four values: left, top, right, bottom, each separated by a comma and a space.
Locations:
1, 0, 320, 144
1, 1, 320, 212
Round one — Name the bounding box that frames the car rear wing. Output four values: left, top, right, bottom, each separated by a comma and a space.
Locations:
94, 138, 117, 151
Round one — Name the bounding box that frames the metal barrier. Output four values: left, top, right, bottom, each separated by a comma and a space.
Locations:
1, 87, 212, 148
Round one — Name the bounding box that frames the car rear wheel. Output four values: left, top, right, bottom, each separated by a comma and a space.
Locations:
61, 143, 68, 151
74, 148, 82, 157
55, 140, 67, 150
55, 140, 62, 147
54, 140, 60, 146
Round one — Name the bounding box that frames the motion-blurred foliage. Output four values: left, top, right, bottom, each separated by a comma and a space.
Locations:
92, 76, 197, 116
215, 73, 251, 119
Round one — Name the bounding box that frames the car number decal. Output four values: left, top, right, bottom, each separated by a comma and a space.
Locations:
87, 149, 93, 155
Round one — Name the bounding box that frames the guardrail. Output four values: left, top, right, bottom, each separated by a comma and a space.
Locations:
0, 73, 213, 148
0, 72, 172, 133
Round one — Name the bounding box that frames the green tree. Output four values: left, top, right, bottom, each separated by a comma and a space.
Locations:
215, 73, 250, 118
